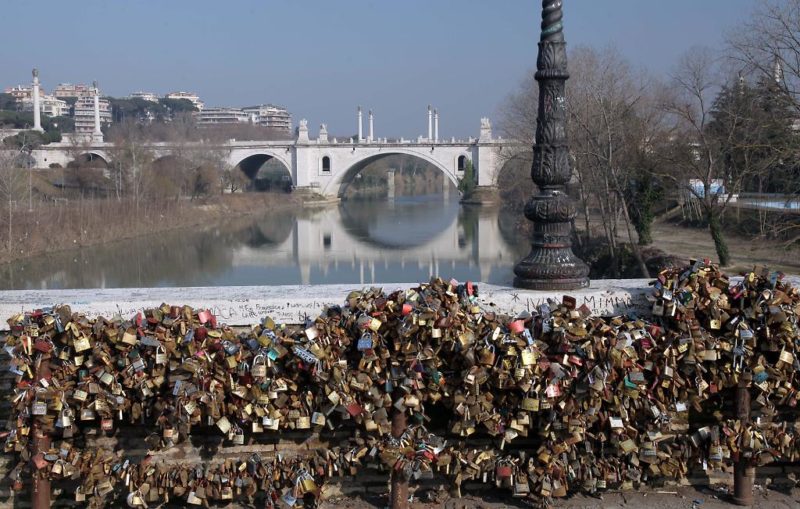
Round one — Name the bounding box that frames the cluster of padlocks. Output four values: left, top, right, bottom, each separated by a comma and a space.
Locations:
4, 261, 800, 506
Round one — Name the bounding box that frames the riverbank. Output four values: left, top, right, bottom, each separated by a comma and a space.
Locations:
0, 192, 306, 265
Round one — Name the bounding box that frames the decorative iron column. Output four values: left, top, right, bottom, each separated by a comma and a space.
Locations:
513, 0, 590, 290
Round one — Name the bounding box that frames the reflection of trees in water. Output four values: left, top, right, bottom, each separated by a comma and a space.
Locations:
243, 210, 296, 247
457, 205, 481, 246
497, 207, 531, 260
338, 198, 459, 250
496, 153, 536, 213
0, 214, 280, 289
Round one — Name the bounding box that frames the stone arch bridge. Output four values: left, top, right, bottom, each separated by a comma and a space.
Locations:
27, 119, 519, 198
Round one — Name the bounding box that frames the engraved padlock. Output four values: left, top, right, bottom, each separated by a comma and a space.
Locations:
251, 354, 267, 377
31, 389, 47, 416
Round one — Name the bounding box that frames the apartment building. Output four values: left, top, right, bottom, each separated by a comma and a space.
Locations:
73, 95, 112, 133
165, 91, 204, 111
242, 104, 292, 132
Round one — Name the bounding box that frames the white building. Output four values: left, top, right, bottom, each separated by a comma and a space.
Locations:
129, 91, 160, 102
242, 104, 292, 132
20, 94, 69, 117
195, 107, 250, 125
4, 83, 68, 118
74, 95, 112, 133
165, 91, 204, 110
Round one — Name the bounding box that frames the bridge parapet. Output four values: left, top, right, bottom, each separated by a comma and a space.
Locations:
0, 279, 655, 329
3, 276, 797, 328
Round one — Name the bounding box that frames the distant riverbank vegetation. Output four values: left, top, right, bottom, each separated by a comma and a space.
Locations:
0, 142, 300, 265
497, 0, 800, 275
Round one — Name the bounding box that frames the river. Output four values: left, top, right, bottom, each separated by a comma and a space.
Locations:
0, 195, 529, 290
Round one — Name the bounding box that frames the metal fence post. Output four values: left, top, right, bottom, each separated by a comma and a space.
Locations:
32, 353, 51, 509
733, 372, 754, 506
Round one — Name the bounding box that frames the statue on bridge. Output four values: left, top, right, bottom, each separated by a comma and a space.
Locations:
479, 117, 493, 142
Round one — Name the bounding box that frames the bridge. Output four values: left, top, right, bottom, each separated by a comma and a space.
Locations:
28, 117, 518, 199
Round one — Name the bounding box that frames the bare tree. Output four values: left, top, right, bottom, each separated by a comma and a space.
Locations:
497, 72, 538, 210
0, 152, 29, 251
657, 48, 732, 264
186, 146, 228, 198
729, 0, 800, 110
108, 119, 154, 207
657, 46, 795, 265
568, 46, 660, 276
499, 70, 538, 145
222, 167, 249, 193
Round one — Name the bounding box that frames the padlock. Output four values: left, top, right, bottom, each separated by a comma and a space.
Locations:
31, 390, 47, 416
251, 354, 267, 377
155, 345, 168, 365
357, 332, 373, 351
56, 407, 72, 428
231, 425, 245, 445
216, 416, 231, 434
186, 491, 202, 505
73, 336, 91, 352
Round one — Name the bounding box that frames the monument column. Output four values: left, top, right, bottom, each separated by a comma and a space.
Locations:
368, 109, 374, 142
513, 0, 590, 290
357, 106, 363, 143
434, 109, 439, 143
427, 105, 433, 141
93, 81, 102, 138
32, 69, 43, 132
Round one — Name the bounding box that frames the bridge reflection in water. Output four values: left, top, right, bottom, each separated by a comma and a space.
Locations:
0, 196, 528, 290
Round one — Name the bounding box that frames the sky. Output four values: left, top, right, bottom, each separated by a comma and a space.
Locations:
1, 0, 757, 138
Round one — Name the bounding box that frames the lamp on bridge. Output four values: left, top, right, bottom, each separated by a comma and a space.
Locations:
513, 0, 590, 290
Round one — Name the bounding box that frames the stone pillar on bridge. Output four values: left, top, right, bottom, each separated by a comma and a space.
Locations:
368, 110, 374, 143
427, 105, 433, 142
32, 69, 43, 132
92, 81, 103, 142
434, 109, 439, 143
296, 118, 310, 143
357, 106, 363, 143
463, 117, 500, 205
293, 119, 311, 191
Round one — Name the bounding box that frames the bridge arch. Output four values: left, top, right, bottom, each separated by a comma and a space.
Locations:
323, 149, 461, 198
233, 152, 294, 192
231, 151, 292, 179
71, 151, 110, 167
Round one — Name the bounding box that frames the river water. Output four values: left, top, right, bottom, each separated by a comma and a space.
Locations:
0, 196, 529, 290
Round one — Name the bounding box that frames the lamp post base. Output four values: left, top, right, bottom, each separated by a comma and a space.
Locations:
513, 236, 590, 291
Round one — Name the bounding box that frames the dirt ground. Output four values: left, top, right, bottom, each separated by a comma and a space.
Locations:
321, 484, 800, 509
650, 221, 800, 275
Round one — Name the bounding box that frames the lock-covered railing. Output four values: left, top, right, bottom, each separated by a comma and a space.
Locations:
2, 264, 800, 508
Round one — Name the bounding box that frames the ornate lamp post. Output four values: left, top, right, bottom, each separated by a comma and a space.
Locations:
514, 0, 590, 290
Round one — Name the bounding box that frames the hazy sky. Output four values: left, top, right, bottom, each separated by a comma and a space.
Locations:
2, 0, 756, 138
